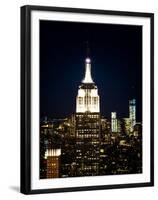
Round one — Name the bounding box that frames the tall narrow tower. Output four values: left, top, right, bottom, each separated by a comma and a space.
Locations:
129, 99, 136, 132
111, 112, 118, 132
76, 58, 100, 113
75, 56, 101, 177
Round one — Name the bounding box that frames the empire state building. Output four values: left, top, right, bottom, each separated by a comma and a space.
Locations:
75, 56, 101, 177
76, 57, 100, 113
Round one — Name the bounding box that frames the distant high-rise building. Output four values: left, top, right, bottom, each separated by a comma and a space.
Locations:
129, 99, 136, 132
122, 118, 131, 134
133, 122, 142, 137
45, 149, 61, 178
111, 112, 118, 132
75, 57, 101, 176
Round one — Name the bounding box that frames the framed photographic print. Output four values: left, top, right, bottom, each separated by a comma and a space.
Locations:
20, 5, 154, 194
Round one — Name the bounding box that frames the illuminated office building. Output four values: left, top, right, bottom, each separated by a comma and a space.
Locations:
75, 57, 101, 176
133, 122, 142, 137
122, 118, 131, 134
129, 99, 136, 132
111, 112, 118, 132
45, 149, 61, 178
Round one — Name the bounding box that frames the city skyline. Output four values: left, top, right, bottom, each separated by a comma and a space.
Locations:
40, 56, 141, 178
40, 20, 142, 179
40, 20, 142, 120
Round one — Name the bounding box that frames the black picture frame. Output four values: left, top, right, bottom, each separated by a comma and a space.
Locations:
20, 5, 154, 194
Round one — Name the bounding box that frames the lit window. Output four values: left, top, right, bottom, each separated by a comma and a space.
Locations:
78, 97, 83, 105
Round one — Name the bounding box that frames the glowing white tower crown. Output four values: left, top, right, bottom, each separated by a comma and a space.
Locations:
82, 58, 94, 83
76, 58, 100, 113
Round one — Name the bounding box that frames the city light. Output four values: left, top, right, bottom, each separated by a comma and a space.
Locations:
82, 58, 94, 83
85, 58, 91, 63
45, 149, 61, 159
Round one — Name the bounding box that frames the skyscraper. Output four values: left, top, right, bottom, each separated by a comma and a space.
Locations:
76, 58, 100, 113
129, 99, 136, 132
111, 112, 118, 132
45, 149, 61, 178
75, 57, 101, 176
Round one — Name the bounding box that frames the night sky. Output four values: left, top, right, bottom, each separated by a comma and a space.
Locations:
40, 20, 142, 121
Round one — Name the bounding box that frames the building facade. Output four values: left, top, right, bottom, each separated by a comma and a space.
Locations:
45, 149, 61, 178
75, 57, 101, 176
111, 112, 118, 132
129, 99, 136, 132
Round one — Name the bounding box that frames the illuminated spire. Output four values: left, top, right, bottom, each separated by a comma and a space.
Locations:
76, 44, 100, 113
82, 58, 94, 83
